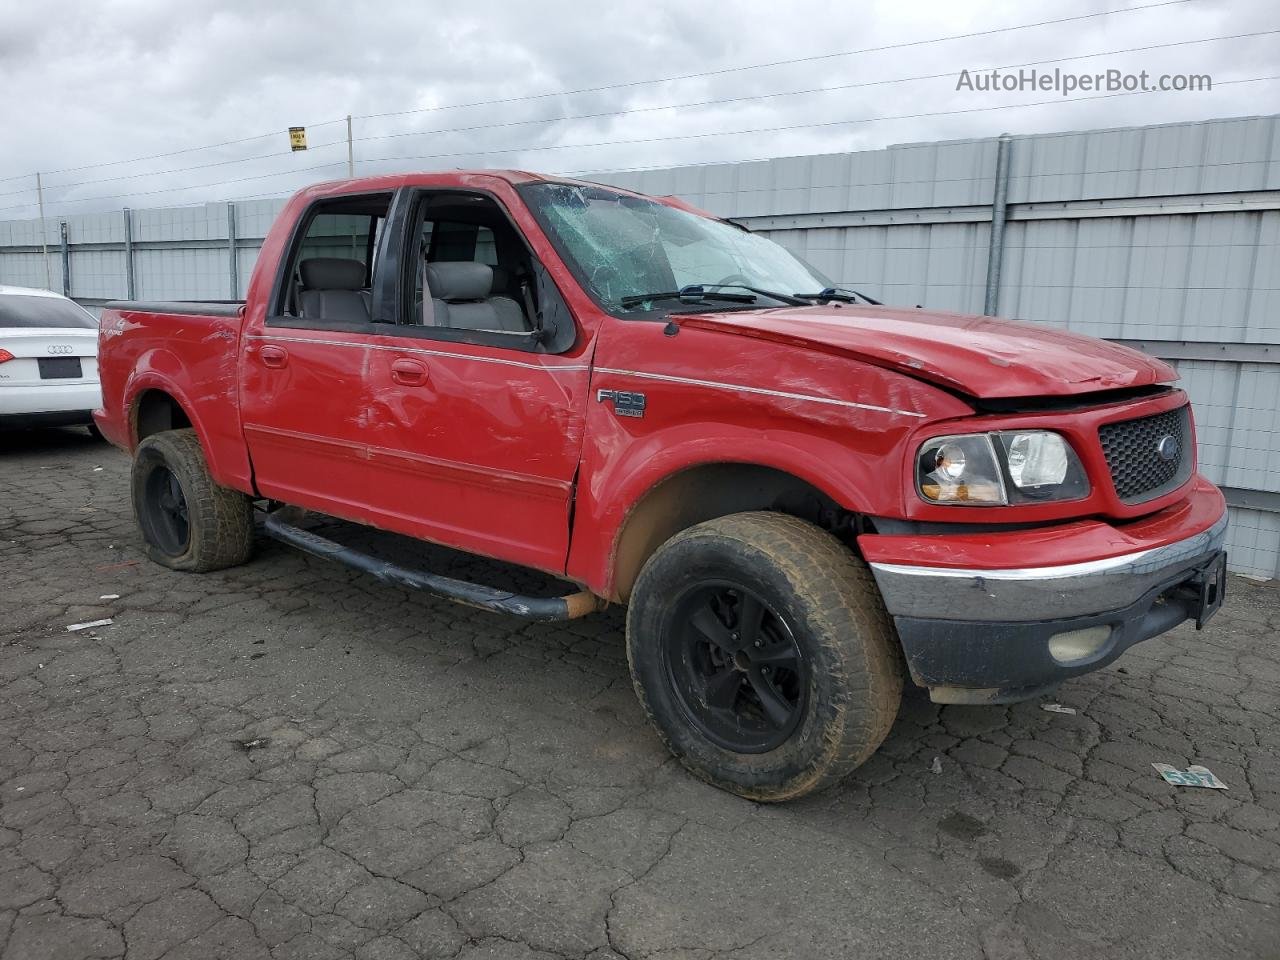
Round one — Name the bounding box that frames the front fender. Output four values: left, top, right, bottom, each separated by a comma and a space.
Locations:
565, 417, 913, 597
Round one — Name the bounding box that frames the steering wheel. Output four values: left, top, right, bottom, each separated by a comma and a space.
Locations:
711, 273, 752, 289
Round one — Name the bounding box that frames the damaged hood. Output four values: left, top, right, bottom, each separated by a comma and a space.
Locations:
676, 305, 1177, 399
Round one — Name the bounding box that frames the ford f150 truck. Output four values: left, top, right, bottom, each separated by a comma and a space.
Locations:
95, 171, 1228, 801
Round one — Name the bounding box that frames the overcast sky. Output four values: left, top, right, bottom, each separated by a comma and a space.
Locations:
0, 0, 1276, 220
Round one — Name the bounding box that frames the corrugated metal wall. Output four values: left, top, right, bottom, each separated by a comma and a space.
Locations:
2, 115, 1278, 576
0, 199, 287, 303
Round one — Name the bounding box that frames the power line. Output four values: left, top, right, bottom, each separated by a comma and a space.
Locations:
0, 160, 349, 214
0, 117, 349, 185
349, 75, 1280, 170
355, 0, 1198, 122
0, 0, 1197, 185
345, 29, 1277, 149
0, 140, 348, 199
0, 144, 342, 200
195, 124, 1280, 209
4, 22, 1263, 203
196, 108, 1278, 208
9, 73, 1268, 217
558, 153, 1280, 186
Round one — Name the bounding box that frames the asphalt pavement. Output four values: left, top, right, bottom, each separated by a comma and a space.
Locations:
2, 427, 1278, 959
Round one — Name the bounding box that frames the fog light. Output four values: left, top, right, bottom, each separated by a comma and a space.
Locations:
1047, 625, 1112, 664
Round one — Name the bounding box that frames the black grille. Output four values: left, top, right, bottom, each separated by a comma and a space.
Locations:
1098, 405, 1192, 503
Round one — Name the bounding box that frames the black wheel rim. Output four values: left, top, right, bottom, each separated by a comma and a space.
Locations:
662, 581, 808, 754
144, 464, 190, 556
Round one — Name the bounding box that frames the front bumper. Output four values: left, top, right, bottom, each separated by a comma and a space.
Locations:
863, 478, 1228, 703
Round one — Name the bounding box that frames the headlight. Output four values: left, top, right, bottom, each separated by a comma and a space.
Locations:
917, 435, 1006, 505
917, 431, 1088, 506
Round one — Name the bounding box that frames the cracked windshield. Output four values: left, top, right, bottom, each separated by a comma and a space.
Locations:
523, 182, 831, 312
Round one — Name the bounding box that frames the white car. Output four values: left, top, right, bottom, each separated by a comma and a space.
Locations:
0, 285, 102, 434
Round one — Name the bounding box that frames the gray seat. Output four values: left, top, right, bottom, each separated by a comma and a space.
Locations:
424, 261, 526, 332
298, 258, 371, 324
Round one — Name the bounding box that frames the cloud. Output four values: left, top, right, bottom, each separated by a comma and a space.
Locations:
0, 0, 1274, 219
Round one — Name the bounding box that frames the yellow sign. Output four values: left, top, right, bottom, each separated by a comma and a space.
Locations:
288, 127, 307, 151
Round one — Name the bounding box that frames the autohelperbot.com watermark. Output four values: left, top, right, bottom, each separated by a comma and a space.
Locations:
956, 67, 1211, 96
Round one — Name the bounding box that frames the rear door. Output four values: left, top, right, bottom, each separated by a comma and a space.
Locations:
238, 194, 391, 515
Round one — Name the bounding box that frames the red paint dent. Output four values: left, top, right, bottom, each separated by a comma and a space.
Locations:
563, 313, 968, 593
677, 307, 1178, 398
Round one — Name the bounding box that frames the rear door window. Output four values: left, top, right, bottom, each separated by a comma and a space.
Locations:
296, 214, 379, 268
274, 194, 392, 327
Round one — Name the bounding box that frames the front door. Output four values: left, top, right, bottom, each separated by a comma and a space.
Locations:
360, 187, 593, 574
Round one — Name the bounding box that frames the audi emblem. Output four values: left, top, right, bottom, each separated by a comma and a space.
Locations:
47, 344, 74, 355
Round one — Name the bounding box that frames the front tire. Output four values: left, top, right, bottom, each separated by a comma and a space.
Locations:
626, 512, 902, 801
131, 428, 253, 572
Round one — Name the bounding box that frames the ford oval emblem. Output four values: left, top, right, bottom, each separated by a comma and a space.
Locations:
1156, 434, 1180, 462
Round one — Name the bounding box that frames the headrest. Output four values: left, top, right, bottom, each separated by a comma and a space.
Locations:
299, 258, 366, 291
426, 261, 492, 301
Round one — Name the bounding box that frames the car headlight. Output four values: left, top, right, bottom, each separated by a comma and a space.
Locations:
917, 434, 1006, 505
917, 431, 1088, 505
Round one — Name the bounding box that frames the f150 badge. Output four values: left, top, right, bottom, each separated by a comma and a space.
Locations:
597, 389, 646, 418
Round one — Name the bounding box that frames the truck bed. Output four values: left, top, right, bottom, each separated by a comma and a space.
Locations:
95, 299, 252, 491
103, 300, 244, 317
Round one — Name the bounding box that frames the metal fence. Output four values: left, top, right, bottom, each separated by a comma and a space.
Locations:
3, 114, 1278, 577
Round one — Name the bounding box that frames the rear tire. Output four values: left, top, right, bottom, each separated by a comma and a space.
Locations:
131, 428, 253, 572
626, 511, 902, 801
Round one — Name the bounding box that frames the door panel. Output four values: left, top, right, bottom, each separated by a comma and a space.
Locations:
239, 331, 373, 514
362, 338, 590, 573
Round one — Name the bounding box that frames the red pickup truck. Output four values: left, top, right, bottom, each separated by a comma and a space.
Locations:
95, 171, 1228, 800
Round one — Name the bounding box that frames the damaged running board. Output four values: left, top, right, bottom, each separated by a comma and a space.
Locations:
263, 509, 603, 621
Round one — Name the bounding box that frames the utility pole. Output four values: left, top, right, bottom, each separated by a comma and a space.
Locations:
346, 115, 355, 177
35, 172, 52, 290
982, 134, 1013, 317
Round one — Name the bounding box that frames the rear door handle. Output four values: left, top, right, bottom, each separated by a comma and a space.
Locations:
391, 358, 429, 386
260, 345, 289, 368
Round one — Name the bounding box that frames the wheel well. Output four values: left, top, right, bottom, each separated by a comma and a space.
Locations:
133, 390, 192, 444
609, 463, 866, 602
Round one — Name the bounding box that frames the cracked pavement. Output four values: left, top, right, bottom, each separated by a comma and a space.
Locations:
2, 428, 1278, 960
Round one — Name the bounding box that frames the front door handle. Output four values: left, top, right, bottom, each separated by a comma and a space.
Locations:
391, 358, 429, 386
260, 345, 289, 368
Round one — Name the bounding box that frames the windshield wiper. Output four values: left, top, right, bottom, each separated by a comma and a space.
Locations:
619, 285, 753, 309
793, 287, 881, 305
619, 283, 807, 309
704, 283, 809, 306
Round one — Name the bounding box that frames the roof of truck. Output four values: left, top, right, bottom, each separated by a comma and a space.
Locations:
291, 170, 719, 219
342, 169, 565, 186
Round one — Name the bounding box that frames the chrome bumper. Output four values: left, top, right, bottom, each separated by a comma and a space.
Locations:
869, 511, 1228, 623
